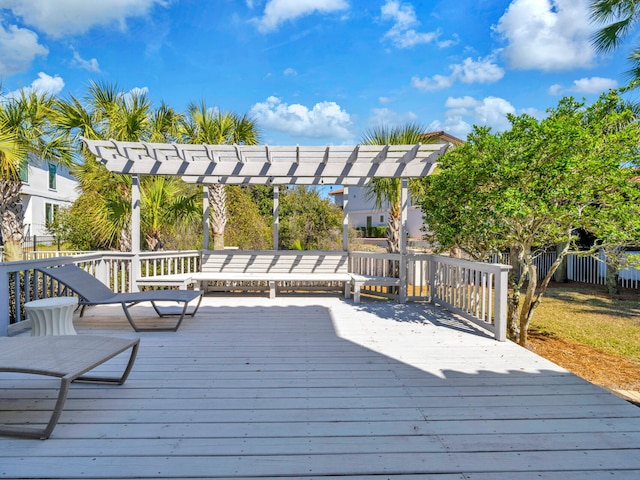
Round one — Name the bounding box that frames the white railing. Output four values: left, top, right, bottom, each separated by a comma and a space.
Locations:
23, 250, 95, 260
349, 252, 510, 341
2, 250, 509, 340
139, 250, 200, 278
410, 254, 509, 341
0, 250, 200, 336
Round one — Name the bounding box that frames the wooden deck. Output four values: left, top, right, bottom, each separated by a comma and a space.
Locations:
1, 294, 639, 479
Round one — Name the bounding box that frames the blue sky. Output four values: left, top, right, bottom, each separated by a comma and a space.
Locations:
0, 0, 635, 146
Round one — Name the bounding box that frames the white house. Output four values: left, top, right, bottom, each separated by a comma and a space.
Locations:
329, 131, 464, 240
18, 161, 79, 238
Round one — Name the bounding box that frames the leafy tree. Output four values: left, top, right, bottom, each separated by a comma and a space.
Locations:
279, 186, 343, 250
180, 101, 260, 249
419, 88, 640, 346
225, 186, 271, 249
0, 91, 73, 261
591, 0, 640, 78
361, 123, 432, 253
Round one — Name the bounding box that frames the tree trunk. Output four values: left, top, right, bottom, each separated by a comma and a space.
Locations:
507, 245, 522, 341
605, 262, 620, 295
119, 220, 132, 252
553, 242, 568, 283
507, 290, 520, 341
386, 202, 401, 254
208, 183, 227, 250
519, 263, 537, 346
0, 178, 25, 262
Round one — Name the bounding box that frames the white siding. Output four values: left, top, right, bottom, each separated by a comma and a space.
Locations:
20, 162, 79, 237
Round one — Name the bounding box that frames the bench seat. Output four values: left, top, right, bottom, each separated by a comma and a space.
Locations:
197, 250, 352, 299
350, 274, 400, 303
137, 273, 195, 290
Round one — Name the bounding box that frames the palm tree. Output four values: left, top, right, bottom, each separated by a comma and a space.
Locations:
55, 82, 194, 251
591, 0, 640, 78
141, 176, 200, 250
0, 90, 73, 261
180, 101, 260, 250
361, 123, 429, 253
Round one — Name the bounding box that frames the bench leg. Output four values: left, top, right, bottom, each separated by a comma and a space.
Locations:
352, 281, 362, 304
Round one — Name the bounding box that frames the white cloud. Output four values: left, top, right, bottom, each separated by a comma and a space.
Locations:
283, 67, 297, 76
249, 96, 353, 140
548, 83, 563, 96
367, 107, 417, 126
411, 74, 454, 91
7, 72, 65, 98
30, 72, 65, 95
432, 95, 518, 138
412, 55, 504, 91
0, 0, 166, 38
381, 0, 440, 48
254, 0, 349, 33
548, 76, 618, 95
72, 50, 100, 72
570, 76, 618, 93
0, 23, 48, 76
495, 0, 595, 71
452, 56, 505, 84
122, 86, 149, 105
378, 96, 392, 104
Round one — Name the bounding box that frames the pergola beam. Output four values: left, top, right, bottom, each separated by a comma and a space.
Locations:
81, 140, 446, 183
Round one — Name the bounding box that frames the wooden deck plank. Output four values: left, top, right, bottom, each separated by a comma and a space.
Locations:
0, 295, 638, 479
3, 450, 640, 478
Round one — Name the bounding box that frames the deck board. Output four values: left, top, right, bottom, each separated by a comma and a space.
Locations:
1, 295, 638, 479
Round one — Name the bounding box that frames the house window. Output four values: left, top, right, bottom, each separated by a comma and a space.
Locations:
48, 163, 56, 189
19, 159, 29, 182
366, 216, 372, 229
45, 203, 56, 226
380, 215, 384, 223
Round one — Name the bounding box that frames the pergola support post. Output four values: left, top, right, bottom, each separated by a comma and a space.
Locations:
131, 175, 141, 292
399, 179, 408, 303
202, 185, 210, 250
273, 186, 279, 250
342, 186, 349, 251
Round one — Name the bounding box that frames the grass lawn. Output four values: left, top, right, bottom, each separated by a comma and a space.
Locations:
527, 282, 640, 392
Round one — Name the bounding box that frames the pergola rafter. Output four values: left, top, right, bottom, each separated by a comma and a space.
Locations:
81, 140, 445, 184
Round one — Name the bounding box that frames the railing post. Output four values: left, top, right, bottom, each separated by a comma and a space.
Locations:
428, 254, 437, 303
493, 265, 510, 341
0, 268, 9, 336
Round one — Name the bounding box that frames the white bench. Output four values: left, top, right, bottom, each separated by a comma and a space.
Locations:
349, 274, 401, 304
194, 250, 352, 299
137, 273, 195, 290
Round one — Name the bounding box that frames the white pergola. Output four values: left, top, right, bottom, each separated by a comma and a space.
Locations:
81, 139, 449, 258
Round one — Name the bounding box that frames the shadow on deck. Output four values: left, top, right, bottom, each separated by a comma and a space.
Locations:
0, 295, 639, 478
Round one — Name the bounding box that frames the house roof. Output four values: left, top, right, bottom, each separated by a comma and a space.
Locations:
422, 130, 465, 146
81, 139, 449, 186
